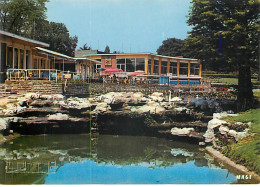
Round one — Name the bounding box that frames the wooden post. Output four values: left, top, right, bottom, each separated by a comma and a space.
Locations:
188, 61, 190, 77
167, 59, 170, 74
144, 56, 148, 75
158, 58, 162, 75
12, 47, 15, 69
177, 60, 180, 77
23, 48, 26, 69
151, 56, 154, 75
18, 48, 20, 69
199, 62, 202, 77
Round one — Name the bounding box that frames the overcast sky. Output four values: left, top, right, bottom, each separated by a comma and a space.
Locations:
46, 0, 192, 53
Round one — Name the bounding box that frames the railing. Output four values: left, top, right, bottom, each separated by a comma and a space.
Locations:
6, 69, 95, 82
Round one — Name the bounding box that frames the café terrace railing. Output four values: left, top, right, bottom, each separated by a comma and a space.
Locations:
7, 69, 93, 82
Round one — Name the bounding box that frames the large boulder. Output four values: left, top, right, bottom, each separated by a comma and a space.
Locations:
0, 118, 9, 131
204, 118, 227, 143
171, 127, 194, 136
48, 113, 69, 121
134, 102, 166, 114
93, 102, 111, 113
24, 93, 39, 100
66, 97, 91, 109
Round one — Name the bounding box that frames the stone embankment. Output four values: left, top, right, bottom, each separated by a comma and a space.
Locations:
0, 91, 239, 145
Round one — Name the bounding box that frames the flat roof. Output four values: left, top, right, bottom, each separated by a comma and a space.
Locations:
73, 57, 102, 64
35, 47, 75, 61
84, 53, 199, 61
0, 30, 49, 47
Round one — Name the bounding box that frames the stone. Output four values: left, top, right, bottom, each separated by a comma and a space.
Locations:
204, 118, 227, 143
199, 142, 206, 146
65, 98, 91, 109
135, 102, 166, 114
0, 118, 8, 130
228, 129, 237, 137
94, 102, 111, 113
48, 113, 69, 121
24, 93, 39, 100
40, 95, 53, 100
174, 107, 189, 113
170, 97, 182, 102
219, 126, 229, 135
171, 127, 194, 136
52, 94, 65, 101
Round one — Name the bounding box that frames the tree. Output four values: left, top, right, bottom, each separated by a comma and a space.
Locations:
186, 0, 260, 111
0, 0, 78, 57
36, 21, 78, 57
104, 45, 110, 53
80, 43, 91, 50
0, 0, 48, 36
157, 38, 189, 57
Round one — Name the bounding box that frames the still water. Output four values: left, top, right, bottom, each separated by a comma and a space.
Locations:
0, 134, 251, 184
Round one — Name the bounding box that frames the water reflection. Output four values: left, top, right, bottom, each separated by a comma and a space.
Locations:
0, 134, 250, 184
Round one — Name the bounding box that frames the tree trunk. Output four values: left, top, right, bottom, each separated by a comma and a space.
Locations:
237, 62, 254, 111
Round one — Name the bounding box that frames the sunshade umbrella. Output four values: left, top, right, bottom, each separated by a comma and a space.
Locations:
104, 68, 123, 73
128, 70, 145, 76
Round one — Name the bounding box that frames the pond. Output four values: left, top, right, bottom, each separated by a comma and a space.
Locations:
0, 134, 253, 184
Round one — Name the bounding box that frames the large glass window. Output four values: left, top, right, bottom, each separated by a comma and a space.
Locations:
126, 58, 135, 72
7, 47, 13, 68
154, 60, 159, 75
190, 63, 200, 76
161, 61, 168, 75
136, 58, 144, 71
180, 62, 188, 76
169, 62, 177, 75
116, 59, 126, 71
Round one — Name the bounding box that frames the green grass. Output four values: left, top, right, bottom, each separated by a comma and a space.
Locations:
222, 108, 260, 174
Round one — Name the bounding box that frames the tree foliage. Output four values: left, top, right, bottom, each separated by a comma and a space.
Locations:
104, 45, 110, 53
157, 38, 190, 57
186, 0, 260, 111
80, 43, 91, 50
0, 0, 78, 56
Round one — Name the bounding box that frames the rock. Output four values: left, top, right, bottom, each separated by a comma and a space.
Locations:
48, 113, 69, 121
134, 102, 166, 114
93, 102, 111, 113
0, 118, 8, 130
170, 97, 182, 102
40, 95, 53, 100
219, 126, 229, 135
199, 142, 206, 146
65, 98, 91, 109
174, 107, 190, 113
24, 93, 39, 100
171, 127, 194, 136
235, 130, 250, 141
53, 94, 65, 101
204, 118, 227, 143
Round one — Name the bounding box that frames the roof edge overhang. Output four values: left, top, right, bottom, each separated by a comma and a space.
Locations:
0, 30, 49, 47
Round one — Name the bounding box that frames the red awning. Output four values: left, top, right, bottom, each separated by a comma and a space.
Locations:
104, 68, 123, 73
128, 70, 145, 76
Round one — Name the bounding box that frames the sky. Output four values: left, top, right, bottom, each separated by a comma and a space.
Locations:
46, 0, 192, 54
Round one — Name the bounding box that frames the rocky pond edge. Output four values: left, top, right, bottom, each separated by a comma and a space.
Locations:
0, 91, 259, 180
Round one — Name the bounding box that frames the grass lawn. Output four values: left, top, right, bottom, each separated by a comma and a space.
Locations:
221, 92, 260, 174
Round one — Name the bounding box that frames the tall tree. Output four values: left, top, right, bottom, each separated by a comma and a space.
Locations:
104, 45, 110, 53
0, 0, 48, 36
157, 38, 190, 57
187, 0, 259, 111
35, 21, 78, 56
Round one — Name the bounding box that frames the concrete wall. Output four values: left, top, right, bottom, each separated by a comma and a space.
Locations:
65, 83, 90, 97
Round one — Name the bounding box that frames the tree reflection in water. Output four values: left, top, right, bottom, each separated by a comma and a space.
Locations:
0, 134, 241, 184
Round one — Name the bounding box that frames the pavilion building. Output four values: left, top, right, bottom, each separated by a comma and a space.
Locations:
85, 53, 202, 85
